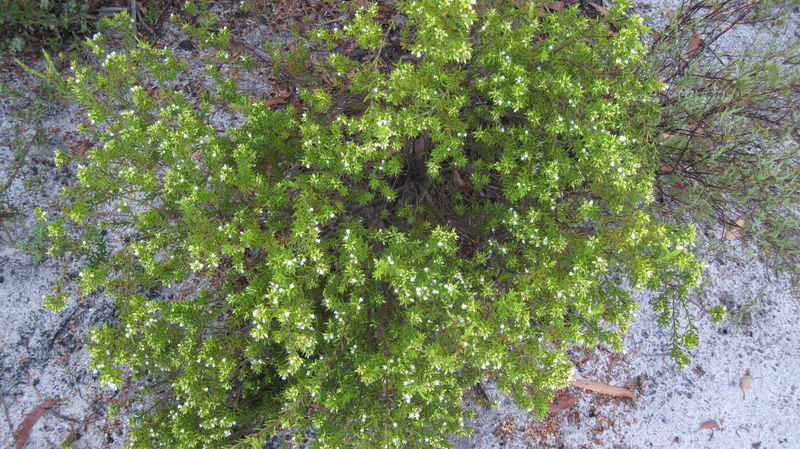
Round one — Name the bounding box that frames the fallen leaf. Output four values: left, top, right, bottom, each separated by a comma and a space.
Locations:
588, 1, 608, 17
572, 380, 637, 400
695, 419, 722, 432
452, 170, 466, 187
724, 218, 746, 241
740, 368, 751, 399
69, 139, 92, 156
547, 395, 578, 415
15, 399, 60, 449
687, 33, 702, 58
321, 72, 337, 86
547, 1, 565, 10
264, 97, 287, 106
659, 165, 675, 173
87, 0, 104, 12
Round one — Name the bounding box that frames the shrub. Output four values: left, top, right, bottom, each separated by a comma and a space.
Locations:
649, 0, 800, 280
31, 1, 702, 448
0, 0, 89, 54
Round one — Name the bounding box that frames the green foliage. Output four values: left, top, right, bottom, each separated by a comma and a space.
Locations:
0, 0, 89, 54
16, 216, 50, 264
33, 2, 704, 448
649, 0, 800, 281
0, 78, 60, 247
707, 305, 727, 324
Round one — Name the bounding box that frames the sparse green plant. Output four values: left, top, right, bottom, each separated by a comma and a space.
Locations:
0, 77, 60, 246
707, 304, 727, 324
728, 289, 767, 332
0, 201, 18, 243
648, 0, 800, 282
16, 217, 50, 263
0, 0, 89, 54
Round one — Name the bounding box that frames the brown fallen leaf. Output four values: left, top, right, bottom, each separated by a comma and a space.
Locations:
548, 1, 565, 10
69, 139, 92, 157
687, 33, 702, 58
740, 368, 751, 399
572, 380, 637, 400
264, 97, 287, 106
87, 0, 104, 13
547, 395, 578, 415
695, 419, 722, 432
588, 1, 609, 17
659, 164, 675, 173
724, 218, 746, 241
15, 399, 61, 449
452, 170, 466, 187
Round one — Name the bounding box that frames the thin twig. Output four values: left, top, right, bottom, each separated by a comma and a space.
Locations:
130, 0, 138, 35
46, 409, 82, 424
0, 389, 15, 437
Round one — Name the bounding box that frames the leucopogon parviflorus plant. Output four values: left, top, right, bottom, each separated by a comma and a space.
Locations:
28, 0, 703, 448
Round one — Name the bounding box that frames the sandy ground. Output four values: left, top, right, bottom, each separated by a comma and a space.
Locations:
1, 1, 798, 449
452, 244, 800, 449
